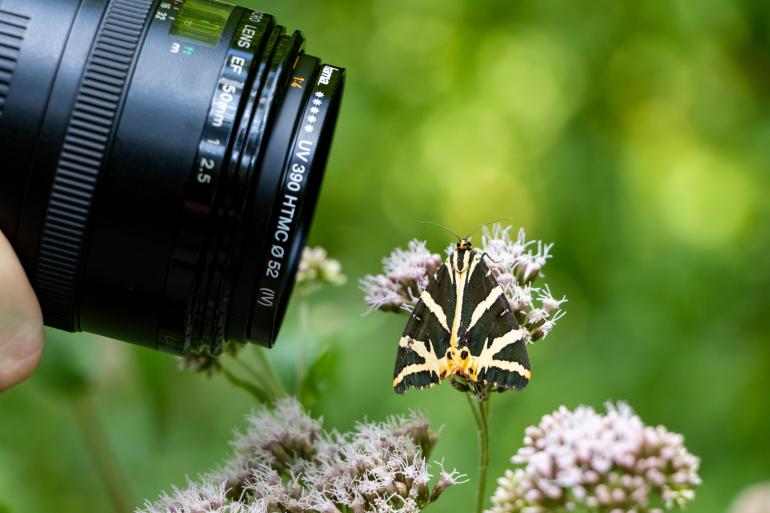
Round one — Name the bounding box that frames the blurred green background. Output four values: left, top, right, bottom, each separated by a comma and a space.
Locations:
2, 0, 769, 511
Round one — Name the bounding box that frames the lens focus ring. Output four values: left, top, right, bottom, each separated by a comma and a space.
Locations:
35, 0, 153, 329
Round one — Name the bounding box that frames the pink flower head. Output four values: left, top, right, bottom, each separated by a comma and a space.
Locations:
488, 403, 701, 513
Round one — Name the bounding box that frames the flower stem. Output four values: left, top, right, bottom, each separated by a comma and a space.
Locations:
465, 391, 482, 431
295, 294, 310, 392
474, 396, 492, 513
231, 357, 275, 394
221, 365, 273, 404
255, 347, 287, 398
72, 398, 133, 513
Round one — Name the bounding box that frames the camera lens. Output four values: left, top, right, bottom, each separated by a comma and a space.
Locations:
0, 0, 345, 354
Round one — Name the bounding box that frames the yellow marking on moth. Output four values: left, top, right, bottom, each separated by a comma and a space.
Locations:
393, 336, 444, 388
397, 335, 528, 390
445, 259, 454, 285
475, 328, 531, 380
440, 345, 480, 382
420, 290, 450, 333
483, 359, 531, 379
453, 250, 470, 274
467, 286, 504, 332
449, 251, 480, 348
449, 253, 470, 348
468, 252, 480, 278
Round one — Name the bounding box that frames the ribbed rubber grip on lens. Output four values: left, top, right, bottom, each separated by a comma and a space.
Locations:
35, 0, 154, 330
0, 9, 29, 116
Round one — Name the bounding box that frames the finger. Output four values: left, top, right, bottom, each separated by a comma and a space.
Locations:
0, 231, 44, 392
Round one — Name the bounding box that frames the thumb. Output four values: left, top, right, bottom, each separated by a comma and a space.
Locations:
0, 231, 44, 392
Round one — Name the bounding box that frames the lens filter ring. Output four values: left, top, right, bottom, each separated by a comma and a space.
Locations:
248, 61, 345, 346
223, 29, 305, 345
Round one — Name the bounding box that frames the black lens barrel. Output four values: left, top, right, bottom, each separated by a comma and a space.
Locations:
158, 10, 279, 354
0, 0, 345, 354
38, 0, 157, 330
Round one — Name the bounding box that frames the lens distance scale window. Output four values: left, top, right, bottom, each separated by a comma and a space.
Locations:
157, 0, 233, 47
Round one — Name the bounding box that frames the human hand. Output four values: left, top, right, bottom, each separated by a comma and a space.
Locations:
0, 231, 44, 391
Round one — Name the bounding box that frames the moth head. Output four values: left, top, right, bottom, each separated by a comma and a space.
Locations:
457, 239, 472, 251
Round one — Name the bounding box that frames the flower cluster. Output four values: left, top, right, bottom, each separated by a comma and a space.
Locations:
476, 225, 566, 342
359, 240, 442, 313
360, 224, 566, 342
296, 246, 347, 292
487, 403, 702, 513
139, 398, 464, 513
141, 481, 255, 513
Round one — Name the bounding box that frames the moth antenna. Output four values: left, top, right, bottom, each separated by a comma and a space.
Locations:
464, 216, 516, 240
420, 221, 462, 242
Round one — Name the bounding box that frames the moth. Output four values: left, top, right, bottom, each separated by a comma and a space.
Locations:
393, 238, 531, 394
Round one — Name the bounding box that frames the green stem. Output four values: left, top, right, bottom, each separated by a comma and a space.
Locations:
221, 365, 273, 404
465, 391, 483, 430
296, 295, 310, 392
255, 347, 287, 398
474, 396, 492, 513
231, 357, 274, 394
72, 398, 133, 513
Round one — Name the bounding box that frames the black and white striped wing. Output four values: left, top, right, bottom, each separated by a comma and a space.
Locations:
461, 252, 531, 391
392, 261, 453, 394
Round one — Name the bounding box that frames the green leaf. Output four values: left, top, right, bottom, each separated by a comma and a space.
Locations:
298, 345, 340, 409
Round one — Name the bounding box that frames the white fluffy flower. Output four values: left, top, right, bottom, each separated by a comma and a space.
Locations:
296, 246, 346, 290
138, 481, 247, 513
360, 240, 442, 313
487, 403, 701, 513
139, 399, 461, 513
